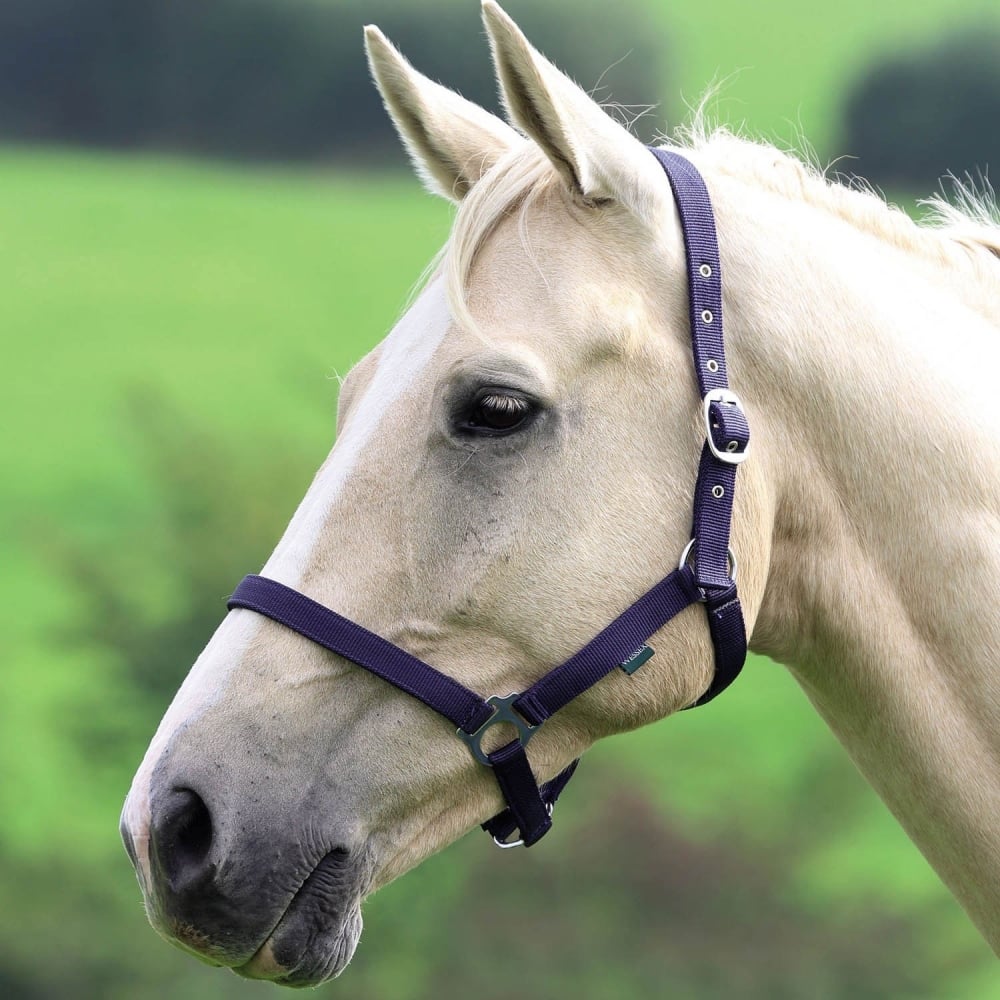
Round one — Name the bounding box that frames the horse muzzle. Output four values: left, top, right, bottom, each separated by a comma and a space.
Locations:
120, 752, 371, 986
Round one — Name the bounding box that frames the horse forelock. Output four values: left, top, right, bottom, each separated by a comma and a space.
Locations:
444, 141, 560, 339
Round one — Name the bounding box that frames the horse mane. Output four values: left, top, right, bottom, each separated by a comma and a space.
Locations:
920, 183, 1000, 260
680, 124, 1000, 271
445, 120, 1000, 330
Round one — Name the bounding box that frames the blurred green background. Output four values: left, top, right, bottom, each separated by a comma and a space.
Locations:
3, 1, 1000, 997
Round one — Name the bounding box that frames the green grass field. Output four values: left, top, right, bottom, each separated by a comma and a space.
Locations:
1, 151, 446, 859
5, 0, 1000, 993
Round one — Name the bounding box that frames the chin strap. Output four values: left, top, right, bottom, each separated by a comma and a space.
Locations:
226, 148, 750, 848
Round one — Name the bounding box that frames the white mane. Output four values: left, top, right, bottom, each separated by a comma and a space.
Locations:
445, 122, 1000, 326
685, 126, 1000, 269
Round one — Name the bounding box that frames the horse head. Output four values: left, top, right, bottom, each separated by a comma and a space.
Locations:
120, 3, 773, 986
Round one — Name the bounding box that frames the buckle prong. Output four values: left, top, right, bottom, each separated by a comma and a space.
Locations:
703, 389, 749, 465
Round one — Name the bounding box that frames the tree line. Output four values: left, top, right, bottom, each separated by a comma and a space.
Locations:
0, 0, 665, 163
840, 27, 1000, 192
1, 2, 997, 191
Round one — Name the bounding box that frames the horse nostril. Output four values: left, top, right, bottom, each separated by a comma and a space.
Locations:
150, 787, 214, 889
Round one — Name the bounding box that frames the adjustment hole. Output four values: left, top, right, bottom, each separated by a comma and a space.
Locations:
701, 309, 714, 324
706, 359, 719, 373
699, 263, 713, 278
712, 485, 725, 499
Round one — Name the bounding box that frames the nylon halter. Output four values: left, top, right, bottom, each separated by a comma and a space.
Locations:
227, 149, 751, 848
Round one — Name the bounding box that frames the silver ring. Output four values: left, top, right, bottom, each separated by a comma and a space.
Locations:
491, 803, 554, 849
678, 538, 738, 582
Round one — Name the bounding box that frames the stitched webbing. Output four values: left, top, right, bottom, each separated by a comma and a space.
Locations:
228, 574, 493, 733
512, 567, 701, 726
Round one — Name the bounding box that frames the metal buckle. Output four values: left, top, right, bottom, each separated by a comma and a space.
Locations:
679, 538, 738, 601
457, 693, 538, 767
491, 802, 554, 850
702, 389, 749, 465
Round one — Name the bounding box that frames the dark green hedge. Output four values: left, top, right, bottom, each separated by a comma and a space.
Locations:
840, 27, 1000, 192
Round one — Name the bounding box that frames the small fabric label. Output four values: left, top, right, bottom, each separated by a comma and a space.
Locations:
619, 644, 654, 675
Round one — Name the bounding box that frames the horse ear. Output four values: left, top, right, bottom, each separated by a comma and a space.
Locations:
482, 1, 664, 217
365, 25, 521, 201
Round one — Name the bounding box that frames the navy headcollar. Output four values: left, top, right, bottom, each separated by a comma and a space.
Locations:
228, 149, 751, 848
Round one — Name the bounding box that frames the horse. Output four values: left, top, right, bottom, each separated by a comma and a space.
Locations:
119, 1, 1000, 987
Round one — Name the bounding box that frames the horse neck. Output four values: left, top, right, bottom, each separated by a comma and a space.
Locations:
718, 182, 1000, 951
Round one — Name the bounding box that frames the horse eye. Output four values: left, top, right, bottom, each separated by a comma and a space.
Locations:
460, 390, 535, 436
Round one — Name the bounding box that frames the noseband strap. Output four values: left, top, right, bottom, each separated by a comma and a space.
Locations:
227, 149, 750, 848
